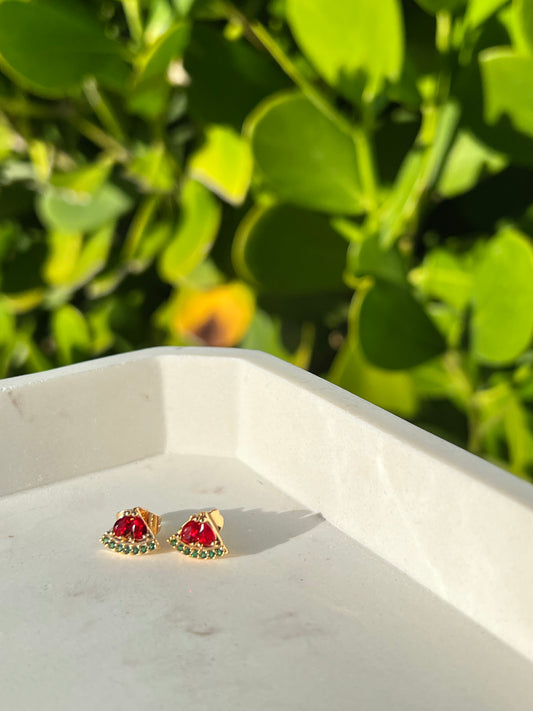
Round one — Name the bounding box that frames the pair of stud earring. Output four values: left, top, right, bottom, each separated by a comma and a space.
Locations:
99, 507, 229, 560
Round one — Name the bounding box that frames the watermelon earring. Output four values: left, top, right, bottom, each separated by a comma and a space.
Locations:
100, 507, 161, 555
168, 509, 228, 560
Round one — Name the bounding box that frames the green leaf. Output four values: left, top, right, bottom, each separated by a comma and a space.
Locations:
43, 231, 83, 286
515, 0, 533, 52
0, 298, 16, 377
144, 0, 174, 43
189, 125, 253, 206
69, 224, 115, 287
137, 21, 190, 83
412, 354, 472, 410
286, 0, 404, 102
129, 221, 171, 273
126, 144, 177, 193
0, 221, 19, 266
52, 304, 91, 365
128, 21, 190, 118
159, 180, 221, 283
438, 129, 507, 197
480, 49, 533, 140
503, 392, 533, 476
0, 121, 14, 161
86, 299, 116, 355
348, 235, 407, 286
359, 280, 447, 369
414, 0, 466, 13
233, 204, 347, 295
0, 0, 128, 97
49, 157, 114, 197
409, 249, 473, 310
474, 380, 533, 478
379, 101, 460, 247
472, 227, 533, 364
184, 24, 289, 129
247, 92, 363, 214
465, 0, 509, 28
37, 183, 132, 233
330, 334, 418, 417
240, 309, 293, 362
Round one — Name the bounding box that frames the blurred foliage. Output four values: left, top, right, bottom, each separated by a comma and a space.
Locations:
1, 0, 533, 479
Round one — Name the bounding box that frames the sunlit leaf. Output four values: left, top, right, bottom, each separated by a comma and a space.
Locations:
472, 227, 533, 364
438, 129, 507, 197
43, 230, 82, 286
126, 144, 177, 193
50, 157, 114, 197
465, 0, 509, 28
480, 48, 533, 140
37, 183, 132, 233
414, 0, 466, 13
189, 125, 252, 205
409, 249, 473, 310
159, 180, 221, 283
52, 304, 91, 365
286, 0, 404, 101
515, 0, 533, 53
247, 92, 363, 214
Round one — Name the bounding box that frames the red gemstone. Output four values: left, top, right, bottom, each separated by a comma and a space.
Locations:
180, 520, 200, 544
113, 516, 131, 538
130, 516, 147, 541
180, 519, 215, 546
112, 515, 147, 540
197, 522, 216, 546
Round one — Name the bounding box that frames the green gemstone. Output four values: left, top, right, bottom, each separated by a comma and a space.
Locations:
208, 550, 215, 558
216, 548, 224, 556
200, 551, 207, 559
149, 541, 156, 550
102, 536, 109, 544
140, 544, 147, 553
169, 538, 177, 547
183, 547, 191, 555
108, 541, 116, 549
115, 544, 123, 552
191, 550, 198, 558
132, 547, 139, 555
177, 543, 184, 551
123, 546, 130, 554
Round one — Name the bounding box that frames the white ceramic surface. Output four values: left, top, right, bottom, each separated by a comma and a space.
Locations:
1, 347, 532, 710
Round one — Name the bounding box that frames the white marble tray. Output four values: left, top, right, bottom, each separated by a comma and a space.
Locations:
1, 347, 532, 710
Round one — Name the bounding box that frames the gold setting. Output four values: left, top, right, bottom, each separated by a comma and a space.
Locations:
100, 507, 161, 555
167, 509, 229, 560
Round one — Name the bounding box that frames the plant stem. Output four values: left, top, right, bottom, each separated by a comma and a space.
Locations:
73, 117, 129, 161
122, 195, 161, 262
221, 1, 380, 212
353, 121, 379, 212
121, 0, 143, 43
378, 11, 458, 248
83, 80, 126, 143
0, 97, 65, 119
227, 4, 352, 134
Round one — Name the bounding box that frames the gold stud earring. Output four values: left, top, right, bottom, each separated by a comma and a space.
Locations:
100, 507, 161, 555
168, 509, 228, 560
